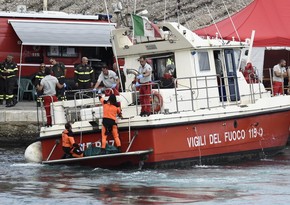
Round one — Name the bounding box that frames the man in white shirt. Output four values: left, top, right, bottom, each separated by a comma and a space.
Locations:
273, 59, 287, 96
136, 56, 152, 117
38, 67, 64, 126
94, 64, 120, 96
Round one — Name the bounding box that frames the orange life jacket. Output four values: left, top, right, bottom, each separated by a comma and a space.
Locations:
100, 97, 121, 121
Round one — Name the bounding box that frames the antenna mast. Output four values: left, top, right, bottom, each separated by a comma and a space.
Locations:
176, 0, 181, 28
104, 0, 124, 92
205, 4, 224, 43
222, 0, 241, 42
43, 0, 47, 11
164, 0, 167, 22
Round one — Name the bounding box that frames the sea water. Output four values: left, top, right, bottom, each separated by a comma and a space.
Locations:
0, 146, 290, 205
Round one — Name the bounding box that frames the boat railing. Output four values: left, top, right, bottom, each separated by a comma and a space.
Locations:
67, 88, 121, 123
38, 94, 56, 127
173, 74, 265, 112
174, 75, 223, 112
132, 82, 161, 116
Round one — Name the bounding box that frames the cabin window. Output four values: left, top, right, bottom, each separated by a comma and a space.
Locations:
198, 52, 210, 71
225, 53, 234, 72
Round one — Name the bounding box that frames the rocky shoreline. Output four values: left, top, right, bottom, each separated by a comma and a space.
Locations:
0, 0, 253, 30
0, 102, 40, 147
0, 122, 39, 147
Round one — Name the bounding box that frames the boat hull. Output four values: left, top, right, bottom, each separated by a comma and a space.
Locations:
39, 110, 290, 168
43, 150, 153, 169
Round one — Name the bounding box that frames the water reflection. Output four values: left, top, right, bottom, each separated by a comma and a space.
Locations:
0, 147, 290, 204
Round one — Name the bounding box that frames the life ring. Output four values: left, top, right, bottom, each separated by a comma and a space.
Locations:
151, 91, 163, 113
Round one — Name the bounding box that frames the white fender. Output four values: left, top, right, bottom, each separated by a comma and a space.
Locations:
24, 141, 43, 163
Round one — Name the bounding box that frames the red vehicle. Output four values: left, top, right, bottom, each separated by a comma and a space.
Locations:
0, 11, 115, 88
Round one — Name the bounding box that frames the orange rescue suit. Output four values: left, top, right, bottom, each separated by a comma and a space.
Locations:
100, 97, 122, 149
62, 129, 83, 158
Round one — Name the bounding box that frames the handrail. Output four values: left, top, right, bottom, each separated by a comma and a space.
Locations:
131, 82, 161, 116
38, 94, 55, 126
173, 74, 264, 112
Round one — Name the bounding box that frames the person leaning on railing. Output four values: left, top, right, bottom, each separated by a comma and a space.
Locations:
37, 67, 64, 127
93, 63, 120, 96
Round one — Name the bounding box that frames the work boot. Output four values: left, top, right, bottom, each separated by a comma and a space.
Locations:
6, 103, 12, 107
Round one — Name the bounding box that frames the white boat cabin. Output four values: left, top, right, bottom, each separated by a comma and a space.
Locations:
39, 22, 270, 135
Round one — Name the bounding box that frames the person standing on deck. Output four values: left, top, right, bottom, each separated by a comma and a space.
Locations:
37, 67, 64, 127
34, 63, 46, 106
98, 93, 122, 154
50, 58, 67, 100
74, 57, 95, 89
136, 56, 152, 117
273, 59, 287, 96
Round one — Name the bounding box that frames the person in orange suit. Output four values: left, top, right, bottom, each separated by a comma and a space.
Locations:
62, 122, 83, 158
99, 93, 122, 154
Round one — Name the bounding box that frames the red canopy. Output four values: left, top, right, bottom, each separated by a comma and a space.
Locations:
194, 0, 290, 47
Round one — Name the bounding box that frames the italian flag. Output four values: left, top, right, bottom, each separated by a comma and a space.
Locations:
132, 14, 161, 38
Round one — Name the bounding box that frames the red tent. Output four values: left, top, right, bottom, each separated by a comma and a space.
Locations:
194, 0, 290, 47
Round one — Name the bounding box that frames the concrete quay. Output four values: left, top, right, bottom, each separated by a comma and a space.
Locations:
0, 101, 40, 147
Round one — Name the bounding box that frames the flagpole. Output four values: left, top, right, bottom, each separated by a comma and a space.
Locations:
104, 0, 124, 92
164, 0, 167, 22
133, 0, 137, 14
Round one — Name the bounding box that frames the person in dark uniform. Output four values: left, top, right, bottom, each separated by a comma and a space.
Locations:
113, 62, 126, 92
34, 63, 46, 106
0, 62, 4, 105
74, 57, 95, 89
0, 55, 18, 107
50, 58, 66, 100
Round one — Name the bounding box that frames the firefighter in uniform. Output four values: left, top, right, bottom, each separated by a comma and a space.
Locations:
74, 57, 95, 89
34, 63, 46, 106
50, 58, 67, 100
0, 62, 4, 105
0, 55, 18, 107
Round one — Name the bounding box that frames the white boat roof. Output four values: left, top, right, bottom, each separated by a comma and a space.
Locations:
0, 11, 111, 20
112, 22, 248, 57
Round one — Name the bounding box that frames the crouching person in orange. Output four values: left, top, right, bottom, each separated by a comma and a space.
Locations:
62, 122, 83, 158
99, 93, 122, 154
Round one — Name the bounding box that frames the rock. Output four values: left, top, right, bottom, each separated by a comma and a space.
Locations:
0, 122, 39, 147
